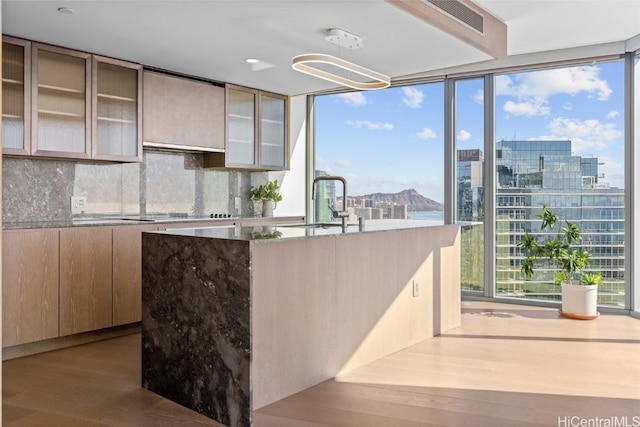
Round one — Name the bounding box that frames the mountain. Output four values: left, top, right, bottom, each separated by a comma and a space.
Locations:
350, 189, 443, 212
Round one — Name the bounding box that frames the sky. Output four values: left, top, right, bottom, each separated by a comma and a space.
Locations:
315, 59, 626, 203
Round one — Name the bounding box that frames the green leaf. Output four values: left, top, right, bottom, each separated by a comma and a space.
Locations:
517, 233, 537, 253
562, 221, 581, 244
555, 271, 571, 284
520, 256, 535, 278
251, 179, 283, 203
581, 272, 602, 286
538, 205, 559, 231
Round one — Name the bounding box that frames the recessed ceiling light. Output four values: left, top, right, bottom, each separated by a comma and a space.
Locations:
245, 58, 260, 64
57, 7, 75, 14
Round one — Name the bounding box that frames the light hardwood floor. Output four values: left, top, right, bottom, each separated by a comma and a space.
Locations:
3, 301, 640, 426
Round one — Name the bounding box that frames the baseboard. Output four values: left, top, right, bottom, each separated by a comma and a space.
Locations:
2, 323, 141, 361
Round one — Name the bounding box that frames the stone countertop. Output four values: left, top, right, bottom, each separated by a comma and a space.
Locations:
157, 219, 449, 242
3, 216, 233, 230
2, 215, 305, 230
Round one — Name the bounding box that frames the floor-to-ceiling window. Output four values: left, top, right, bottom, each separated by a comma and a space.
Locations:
314, 83, 445, 225
312, 54, 633, 310
454, 78, 485, 292
494, 60, 626, 306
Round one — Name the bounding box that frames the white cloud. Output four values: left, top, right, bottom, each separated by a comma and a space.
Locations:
545, 117, 623, 152
473, 90, 484, 104
596, 155, 621, 172
402, 87, 424, 108
496, 66, 612, 101
335, 92, 367, 106
346, 120, 394, 131
563, 102, 573, 111
417, 127, 437, 140
592, 155, 624, 189
334, 159, 352, 167
549, 117, 621, 140
503, 100, 550, 117
607, 110, 620, 119
457, 129, 471, 141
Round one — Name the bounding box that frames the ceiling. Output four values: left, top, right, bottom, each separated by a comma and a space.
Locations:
3, 1, 640, 96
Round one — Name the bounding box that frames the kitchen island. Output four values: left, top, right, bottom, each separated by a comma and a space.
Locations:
141, 221, 460, 427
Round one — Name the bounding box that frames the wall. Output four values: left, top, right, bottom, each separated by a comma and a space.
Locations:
2, 149, 268, 223
268, 95, 306, 217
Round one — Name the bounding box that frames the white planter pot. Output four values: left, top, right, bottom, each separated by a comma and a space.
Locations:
261, 200, 274, 217
561, 282, 598, 319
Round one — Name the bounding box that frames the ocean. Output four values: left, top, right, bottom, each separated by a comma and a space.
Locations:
407, 211, 445, 221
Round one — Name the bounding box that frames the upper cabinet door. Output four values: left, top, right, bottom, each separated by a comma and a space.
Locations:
226, 85, 258, 168
259, 93, 287, 170
31, 43, 91, 159
92, 56, 142, 162
220, 85, 288, 170
2, 37, 31, 155
142, 71, 225, 152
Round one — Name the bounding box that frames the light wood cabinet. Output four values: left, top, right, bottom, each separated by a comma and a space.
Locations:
142, 70, 225, 152
226, 85, 257, 166
206, 84, 288, 170
2, 37, 142, 161
112, 225, 158, 325
92, 55, 142, 162
2, 36, 31, 155
4, 221, 252, 348
31, 43, 92, 159
259, 92, 287, 169
59, 227, 113, 336
2, 230, 59, 346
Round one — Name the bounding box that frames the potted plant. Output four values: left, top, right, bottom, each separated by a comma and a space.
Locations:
250, 179, 283, 217
518, 205, 602, 319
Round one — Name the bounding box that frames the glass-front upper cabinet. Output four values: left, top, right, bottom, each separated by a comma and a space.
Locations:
224, 84, 288, 170
226, 85, 257, 167
259, 93, 287, 170
32, 43, 91, 159
2, 37, 31, 155
92, 56, 142, 161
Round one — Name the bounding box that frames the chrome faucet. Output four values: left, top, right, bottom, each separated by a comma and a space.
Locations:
312, 175, 349, 232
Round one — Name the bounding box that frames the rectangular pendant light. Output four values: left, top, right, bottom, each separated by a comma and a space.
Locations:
292, 53, 390, 91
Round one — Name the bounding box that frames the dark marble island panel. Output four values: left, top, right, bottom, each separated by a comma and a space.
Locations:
141, 232, 252, 427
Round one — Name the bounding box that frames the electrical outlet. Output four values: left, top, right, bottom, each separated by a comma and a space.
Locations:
412, 280, 420, 297
71, 196, 87, 214
235, 197, 242, 211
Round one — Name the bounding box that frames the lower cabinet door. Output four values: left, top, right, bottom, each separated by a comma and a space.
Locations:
60, 227, 113, 336
2, 230, 59, 346
112, 225, 157, 326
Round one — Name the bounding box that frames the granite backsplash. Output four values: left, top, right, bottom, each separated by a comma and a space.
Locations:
2, 149, 268, 223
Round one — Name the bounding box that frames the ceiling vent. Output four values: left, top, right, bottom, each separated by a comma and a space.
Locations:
425, 0, 484, 34
385, 0, 506, 59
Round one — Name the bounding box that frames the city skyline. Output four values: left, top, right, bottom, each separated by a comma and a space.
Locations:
315, 60, 625, 202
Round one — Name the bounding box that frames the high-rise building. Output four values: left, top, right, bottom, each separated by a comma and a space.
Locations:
314, 170, 336, 223
373, 202, 408, 220
457, 141, 624, 305
354, 207, 384, 220
457, 149, 484, 221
